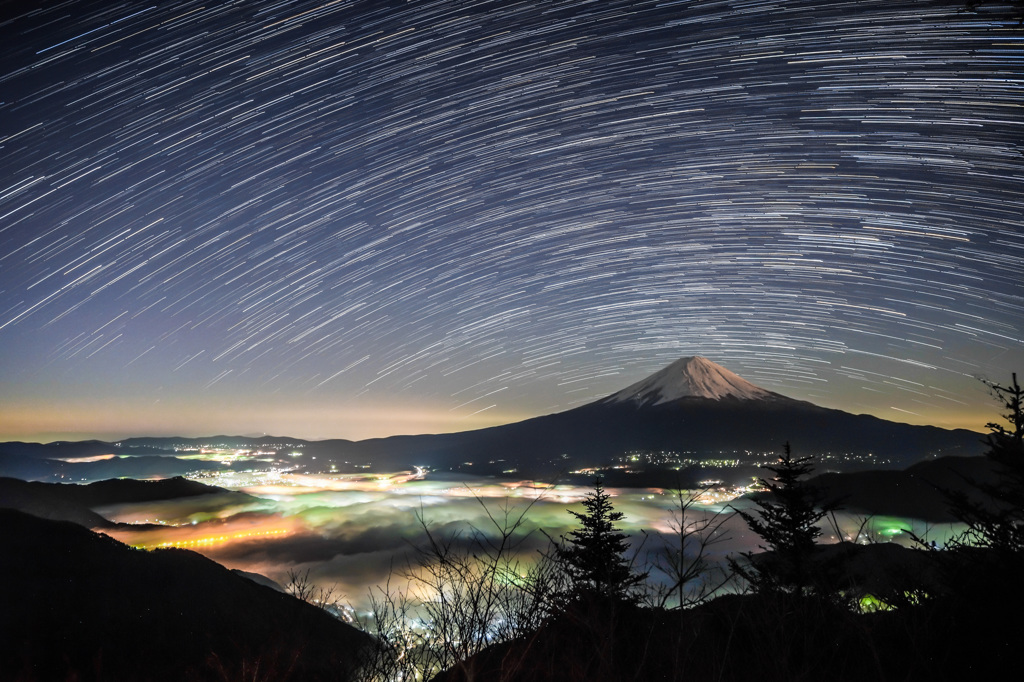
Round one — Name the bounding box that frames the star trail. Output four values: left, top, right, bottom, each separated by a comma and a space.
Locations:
1, 0, 1021, 442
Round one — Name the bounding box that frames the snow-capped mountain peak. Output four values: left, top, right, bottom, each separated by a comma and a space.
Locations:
603, 356, 777, 405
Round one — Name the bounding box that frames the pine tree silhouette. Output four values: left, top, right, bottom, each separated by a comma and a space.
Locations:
946, 373, 1024, 560
555, 479, 645, 602
731, 443, 828, 594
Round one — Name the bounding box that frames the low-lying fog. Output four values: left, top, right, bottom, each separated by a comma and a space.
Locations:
98, 468, 959, 613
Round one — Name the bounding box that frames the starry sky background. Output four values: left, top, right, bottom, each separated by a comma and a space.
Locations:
1, 0, 1021, 443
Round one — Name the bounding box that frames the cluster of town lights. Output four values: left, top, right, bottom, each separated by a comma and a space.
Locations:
130, 528, 289, 550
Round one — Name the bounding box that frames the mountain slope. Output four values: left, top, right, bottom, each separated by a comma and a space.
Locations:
323, 357, 984, 474
0, 509, 367, 681
0, 477, 116, 528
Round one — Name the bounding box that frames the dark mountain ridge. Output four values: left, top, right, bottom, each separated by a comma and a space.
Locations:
0, 476, 252, 529
807, 455, 1002, 523
0, 509, 367, 681
0, 477, 116, 528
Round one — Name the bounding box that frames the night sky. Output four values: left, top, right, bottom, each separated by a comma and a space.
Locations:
1, 0, 1021, 443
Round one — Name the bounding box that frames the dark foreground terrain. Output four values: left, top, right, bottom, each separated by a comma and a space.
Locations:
0, 509, 368, 681
1, 482, 1021, 681
431, 573, 1020, 682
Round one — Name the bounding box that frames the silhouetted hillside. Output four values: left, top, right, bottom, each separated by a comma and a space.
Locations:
808, 455, 1000, 522
0, 509, 368, 681
0, 476, 255, 529
430, 583, 1019, 682
0, 477, 116, 528
0, 440, 119, 459
0, 435, 316, 459
67, 475, 240, 505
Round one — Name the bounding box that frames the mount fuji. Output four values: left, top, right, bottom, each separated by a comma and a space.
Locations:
2, 357, 986, 481
310, 356, 984, 475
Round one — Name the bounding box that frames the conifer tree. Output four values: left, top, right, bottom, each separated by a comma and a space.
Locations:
731, 443, 828, 594
946, 372, 1024, 560
555, 479, 645, 602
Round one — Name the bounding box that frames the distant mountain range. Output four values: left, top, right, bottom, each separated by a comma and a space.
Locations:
0, 357, 986, 479
0, 449, 224, 482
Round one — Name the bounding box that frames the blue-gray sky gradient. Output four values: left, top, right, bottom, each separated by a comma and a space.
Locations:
1, 1, 1021, 441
